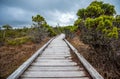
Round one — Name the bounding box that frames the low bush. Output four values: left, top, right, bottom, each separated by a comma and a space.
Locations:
6, 36, 31, 45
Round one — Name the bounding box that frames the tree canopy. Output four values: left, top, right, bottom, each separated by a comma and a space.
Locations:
32, 14, 46, 25
77, 1, 116, 19
2, 24, 12, 30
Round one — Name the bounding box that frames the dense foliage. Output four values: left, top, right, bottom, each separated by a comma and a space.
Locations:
75, 1, 120, 78
77, 1, 116, 19
53, 25, 78, 39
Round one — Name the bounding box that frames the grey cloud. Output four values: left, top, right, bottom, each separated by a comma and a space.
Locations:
0, 0, 120, 27
1, 0, 78, 12
0, 5, 35, 26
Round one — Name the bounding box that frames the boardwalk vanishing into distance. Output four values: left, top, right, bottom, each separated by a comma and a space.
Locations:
7, 34, 104, 79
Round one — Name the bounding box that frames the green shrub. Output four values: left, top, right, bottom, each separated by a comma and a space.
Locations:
6, 36, 31, 45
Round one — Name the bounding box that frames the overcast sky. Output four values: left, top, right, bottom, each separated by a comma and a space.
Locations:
0, 0, 120, 27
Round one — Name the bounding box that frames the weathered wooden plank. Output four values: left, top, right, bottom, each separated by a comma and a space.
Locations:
20, 77, 89, 79
43, 50, 69, 53
48, 46, 68, 48
41, 53, 70, 55
36, 57, 71, 60
27, 66, 83, 71
28, 66, 84, 71
41, 54, 71, 57
34, 60, 76, 64
42, 53, 70, 55
31, 62, 77, 66
21, 71, 86, 78
46, 47, 69, 50
41, 55, 70, 57
42, 51, 70, 53
34, 60, 72, 63
35, 59, 72, 62
33, 61, 75, 64
64, 39, 104, 79
35, 59, 72, 61
37, 56, 71, 59
42, 52, 70, 54
48, 44, 68, 47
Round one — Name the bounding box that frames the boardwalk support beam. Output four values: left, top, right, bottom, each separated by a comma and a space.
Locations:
64, 39, 104, 79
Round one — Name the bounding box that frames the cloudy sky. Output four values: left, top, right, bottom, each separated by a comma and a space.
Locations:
0, 0, 120, 27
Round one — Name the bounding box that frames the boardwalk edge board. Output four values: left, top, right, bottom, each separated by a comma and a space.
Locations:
7, 37, 54, 79
64, 39, 104, 79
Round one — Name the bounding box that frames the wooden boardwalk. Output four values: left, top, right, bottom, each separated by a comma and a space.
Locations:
7, 34, 104, 79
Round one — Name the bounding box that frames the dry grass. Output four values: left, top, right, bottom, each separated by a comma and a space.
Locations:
0, 38, 50, 79
68, 36, 90, 58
